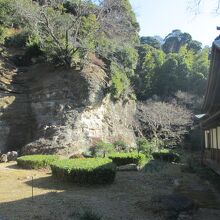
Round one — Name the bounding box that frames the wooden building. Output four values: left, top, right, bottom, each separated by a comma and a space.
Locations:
201, 37, 220, 171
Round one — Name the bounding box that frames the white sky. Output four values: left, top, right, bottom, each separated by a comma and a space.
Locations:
130, 0, 220, 46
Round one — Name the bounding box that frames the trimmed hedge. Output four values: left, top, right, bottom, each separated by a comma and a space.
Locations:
50, 158, 116, 185
108, 153, 146, 166
152, 152, 180, 163
17, 155, 59, 169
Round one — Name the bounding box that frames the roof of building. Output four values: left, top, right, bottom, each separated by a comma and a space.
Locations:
202, 37, 220, 114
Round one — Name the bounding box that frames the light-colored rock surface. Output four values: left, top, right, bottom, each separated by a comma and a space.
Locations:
0, 154, 7, 163
0, 54, 136, 155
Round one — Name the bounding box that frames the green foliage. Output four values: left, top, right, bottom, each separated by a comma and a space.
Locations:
10, 0, 139, 69
137, 138, 154, 156
89, 140, 134, 158
137, 138, 164, 157
95, 32, 116, 58
89, 141, 114, 158
50, 158, 116, 185
25, 34, 43, 58
120, 0, 140, 30
0, 0, 22, 44
187, 40, 202, 53
135, 32, 209, 99
114, 46, 138, 77
140, 36, 161, 49
113, 140, 129, 152
152, 152, 180, 163
110, 62, 130, 99
109, 46, 138, 100
189, 47, 209, 94
11, 0, 100, 68
134, 45, 165, 99
109, 153, 146, 166
0, 0, 15, 26
162, 30, 192, 54
0, 26, 8, 44
4, 30, 29, 48
17, 155, 59, 169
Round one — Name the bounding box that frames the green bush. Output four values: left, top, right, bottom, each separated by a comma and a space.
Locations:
0, 26, 7, 44
25, 35, 43, 58
108, 153, 146, 166
50, 158, 116, 185
17, 155, 59, 169
89, 141, 114, 158
4, 30, 29, 48
110, 62, 130, 99
113, 140, 129, 152
152, 152, 180, 163
137, 138, 154, 156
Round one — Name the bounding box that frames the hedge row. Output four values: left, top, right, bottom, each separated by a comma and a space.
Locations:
152, 152, 180, 163
109, 153, 146, 166
50, 158, 116, 185
17, 155, 59, 169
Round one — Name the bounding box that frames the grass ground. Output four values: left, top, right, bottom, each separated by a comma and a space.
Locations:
1, 160, 220, 220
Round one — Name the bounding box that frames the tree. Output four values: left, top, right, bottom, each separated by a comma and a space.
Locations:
13, 0, 139, 68
189, 47, 209, 94
99, 0, 140, 46
0, 0, 14, 26
114, 45, 138, 77
13, 0, 100, 67
136, 100, 193, 145
187, 40, 202, 53
140, 36, 161, 49
110, 62, 130, 99
0, 0, 18, 43
134, 29, 209, 100
162, 30, 192, 53
134, 45, 165, 99
189, 0, 220, 14
155, 54, 179, 96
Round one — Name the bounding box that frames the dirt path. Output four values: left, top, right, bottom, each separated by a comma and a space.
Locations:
1, 162, 220, 220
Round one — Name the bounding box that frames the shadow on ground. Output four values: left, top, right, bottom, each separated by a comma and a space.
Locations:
2, 162, 220, 220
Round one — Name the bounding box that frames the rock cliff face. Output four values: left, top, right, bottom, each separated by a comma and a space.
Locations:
0, 54, 136, 156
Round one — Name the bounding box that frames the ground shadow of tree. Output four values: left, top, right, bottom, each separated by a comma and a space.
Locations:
0, 169, 151, 220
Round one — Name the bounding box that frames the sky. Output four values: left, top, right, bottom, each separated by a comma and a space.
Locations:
130, 0, 220, 46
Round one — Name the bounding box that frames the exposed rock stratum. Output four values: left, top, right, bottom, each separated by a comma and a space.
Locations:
0, 53, 136, 156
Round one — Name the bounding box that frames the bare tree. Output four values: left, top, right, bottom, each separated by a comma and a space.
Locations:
136, 100, 193, 145
189, 0, 220, 15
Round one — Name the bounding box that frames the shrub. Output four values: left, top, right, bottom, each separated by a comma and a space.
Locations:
5, 30, 29, 48
0, 27, 7, 44
17, 155, 59, 169
25, 35, 43, 58
152, 152, 180, 163
89, 141, 114, 158
0, 27, 17, 44
109, 152, 146, 166
50, 158, 116, 185
137, 138, 154, 156
69, 153, 85, 159
110, 62, 130, 99
113, 140, 129, 152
